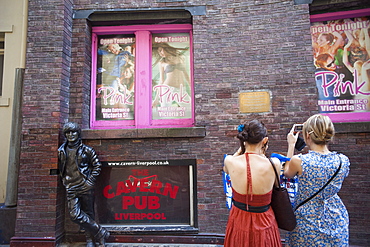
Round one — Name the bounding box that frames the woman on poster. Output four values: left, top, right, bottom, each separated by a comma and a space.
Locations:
313, 31, 344, 58
152, 42, 190, 108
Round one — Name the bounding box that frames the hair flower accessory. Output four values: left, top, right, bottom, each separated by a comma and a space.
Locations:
237, 124, 244, 133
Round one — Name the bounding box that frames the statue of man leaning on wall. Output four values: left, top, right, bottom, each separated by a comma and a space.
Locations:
58, 122, 110, 247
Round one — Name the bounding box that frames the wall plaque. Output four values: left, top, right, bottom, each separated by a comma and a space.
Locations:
239, 91, 270, 113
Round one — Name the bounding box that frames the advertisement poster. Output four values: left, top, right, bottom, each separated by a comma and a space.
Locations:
95, 160, 195, 225
311, 17, 370, 120
152, 33, 192, 120
95, 35, 136, 121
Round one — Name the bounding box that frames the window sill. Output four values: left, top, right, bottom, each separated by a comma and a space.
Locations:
82, 127, 206, 139
0, 98, 10, 107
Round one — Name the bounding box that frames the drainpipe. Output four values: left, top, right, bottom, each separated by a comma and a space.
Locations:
5, 68, 24, 207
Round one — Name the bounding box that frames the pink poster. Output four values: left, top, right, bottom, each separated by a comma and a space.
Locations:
151, 33, 192, 120
311, 16, 370, 122
95, 35, 136, 121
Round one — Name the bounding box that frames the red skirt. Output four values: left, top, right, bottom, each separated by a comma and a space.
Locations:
224, 192, 282, 247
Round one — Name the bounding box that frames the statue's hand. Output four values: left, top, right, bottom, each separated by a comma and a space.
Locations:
84, 179, 95, 190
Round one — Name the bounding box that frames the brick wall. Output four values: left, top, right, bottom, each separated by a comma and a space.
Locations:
331, 131, 370, 246
69, 19, 92, 127
14, 0, 73, 243
70, 0, 315, 235
14, 0, 370, 246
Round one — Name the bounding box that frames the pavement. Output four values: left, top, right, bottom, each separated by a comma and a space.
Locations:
56, 244, 366, 247
1, 243, 366, 247
1, 244, 222, 247
53, 244, 369, 247
59, 244, 222, 247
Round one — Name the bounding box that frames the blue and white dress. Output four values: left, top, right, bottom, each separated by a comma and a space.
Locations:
285, 151, 350, 247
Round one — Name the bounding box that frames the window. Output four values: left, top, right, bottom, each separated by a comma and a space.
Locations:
91, 24, 193, 129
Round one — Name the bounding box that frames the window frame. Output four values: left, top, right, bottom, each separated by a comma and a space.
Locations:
90, 24, 194, 129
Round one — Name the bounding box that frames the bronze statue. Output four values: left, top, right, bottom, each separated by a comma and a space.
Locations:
58, 122, 109, 247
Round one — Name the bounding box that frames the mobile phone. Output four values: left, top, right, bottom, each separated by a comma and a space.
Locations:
293, 124, 303, 133
292, 124, 305, 151
295, 136, 306, 151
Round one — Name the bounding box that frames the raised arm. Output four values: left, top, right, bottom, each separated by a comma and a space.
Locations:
284, 125, 303, 178
343, 30, 354, 73
359, 26, 370, 58
331, 31, 344, 55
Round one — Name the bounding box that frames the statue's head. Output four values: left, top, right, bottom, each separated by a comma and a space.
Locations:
62, 122, 81, 141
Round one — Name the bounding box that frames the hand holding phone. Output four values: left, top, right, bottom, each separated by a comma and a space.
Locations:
293, 124, 303, 133
292, 124, 305, 151
288, 124, 306, 151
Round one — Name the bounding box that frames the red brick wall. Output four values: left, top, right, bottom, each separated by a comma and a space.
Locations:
15, 0, 370, 246
14, 0, 73, 242
330, 129, 370, 246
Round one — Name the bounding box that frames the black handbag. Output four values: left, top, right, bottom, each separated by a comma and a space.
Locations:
269, 158, 297, 231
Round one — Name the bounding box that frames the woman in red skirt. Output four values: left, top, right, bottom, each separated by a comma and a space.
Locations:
223, 119, 282, 247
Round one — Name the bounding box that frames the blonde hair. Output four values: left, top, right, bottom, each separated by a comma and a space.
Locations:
303, 114, 335, 145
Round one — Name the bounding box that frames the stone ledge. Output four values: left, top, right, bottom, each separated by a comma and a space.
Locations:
0, 98, 10, 107
63, 232, 224, 246
82, 127, 206, 140
334, 122, 370, 133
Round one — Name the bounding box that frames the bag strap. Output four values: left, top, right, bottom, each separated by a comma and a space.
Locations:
295, 156, 342, 211
268, 158, 281, 189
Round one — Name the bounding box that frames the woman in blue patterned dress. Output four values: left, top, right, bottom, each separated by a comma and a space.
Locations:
284, 114, 350, 246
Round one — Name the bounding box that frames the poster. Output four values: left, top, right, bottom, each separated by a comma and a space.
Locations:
311, 17, 370, 119
95, 160, 195, 225
95, 35, 136, 121
152, 33, 192, 120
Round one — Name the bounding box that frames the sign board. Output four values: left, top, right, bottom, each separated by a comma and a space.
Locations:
239, 91, 271, 113
95, 159, 197, 231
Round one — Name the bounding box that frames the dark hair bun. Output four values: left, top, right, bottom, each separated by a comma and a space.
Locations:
237, 119, 267, 144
